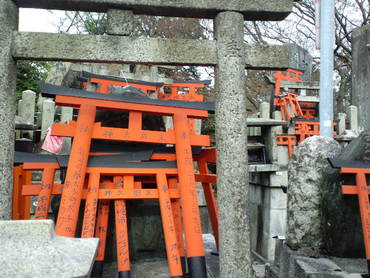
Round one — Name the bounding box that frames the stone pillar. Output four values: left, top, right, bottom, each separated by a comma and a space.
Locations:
352, 24, 370, 131
215, 12, 250, 277
107, 9, 134, 36
337, 112, 346, 134
286, 136, 341, 252
259, 102, 270, 119
346, 105, 358, 132
0, 1, 18, 220
59, 107, 73, 154
41, 99, 55, 141
19, 90, 36, 139
16, 100, 23, 139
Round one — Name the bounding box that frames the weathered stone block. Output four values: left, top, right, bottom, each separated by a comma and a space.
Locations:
20, 90, 36, 122
19, 90, 36, 139
262, 207, 287, 260
337, 112, 346, 134
0, 220, 99, 277
278, 243, 298, 278
346, 105, 359, 132
260, 102, 270, 119
107, 9, 135, 36
352, 24, 370, 131
13, 0, 295, 20
286, 136, 341, 251
41, 99, 55, 140
59, 106, 73, 154
276, 243, 364, 278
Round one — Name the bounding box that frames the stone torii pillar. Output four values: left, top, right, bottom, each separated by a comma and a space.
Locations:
215, 12, 250, 277
0, 1, 18, 220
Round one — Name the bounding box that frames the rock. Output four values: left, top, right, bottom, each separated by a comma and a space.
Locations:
286, 136, 341, 252
276, 243, 363, 278
0, 220, 99, 277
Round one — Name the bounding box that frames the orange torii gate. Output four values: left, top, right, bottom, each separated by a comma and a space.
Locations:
79, 71, 164, 96
40, 82, 214, 277
273, 69, 303, 107
18, 156, 183, 276
16, 150, 217, 277
79, 71, 211, 134
159, 80, 211, 102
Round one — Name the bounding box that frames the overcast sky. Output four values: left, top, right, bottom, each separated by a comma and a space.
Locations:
19, 8, 62, 32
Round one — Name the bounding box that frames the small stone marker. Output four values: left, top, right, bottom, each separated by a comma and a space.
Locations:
0, 220, 99, 277
41, 99, 55, 140
346, 105, 358, 132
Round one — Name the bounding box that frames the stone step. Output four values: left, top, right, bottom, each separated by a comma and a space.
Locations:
265, 263, 279, 278
0, 220, 99, 277
252, 264, 266, 278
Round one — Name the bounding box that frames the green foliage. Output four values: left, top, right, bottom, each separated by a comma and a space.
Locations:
83, 15, 107, 35
16, 61, 52, 99
58, 12, 107, 35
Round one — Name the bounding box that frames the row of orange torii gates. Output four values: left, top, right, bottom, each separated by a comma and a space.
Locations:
0, 1, 313, 278
11, 67, 326, 277
273, 69, 338, 157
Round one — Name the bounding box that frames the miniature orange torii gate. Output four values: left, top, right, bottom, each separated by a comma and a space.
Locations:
82, 163, 184, 277
273, 69, 320, 122
20, 158, 184, 276
15, 149, 218, 236
40, 82, 214, 276
79, 71, 164, 95
79, 71, 211, 134
294, 119, 338, 142
273, 69, 303, 107
159, 80, 211, 102
17, 151, 217, 277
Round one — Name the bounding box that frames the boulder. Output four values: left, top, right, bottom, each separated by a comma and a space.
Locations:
286, 136, 341, 252
0, 220, 99, 277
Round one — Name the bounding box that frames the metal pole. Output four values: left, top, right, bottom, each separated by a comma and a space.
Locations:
319, 0, 335, 137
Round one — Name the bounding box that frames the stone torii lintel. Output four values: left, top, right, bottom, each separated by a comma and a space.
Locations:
13, 0, 296, 20
13, 32, 311, 71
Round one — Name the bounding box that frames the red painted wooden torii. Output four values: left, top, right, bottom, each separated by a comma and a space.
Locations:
78, 71, 164, 96
40, 82, 214, 277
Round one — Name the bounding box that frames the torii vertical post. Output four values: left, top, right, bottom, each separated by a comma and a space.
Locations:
0, 1, 18, 220
215, 12, 250, 277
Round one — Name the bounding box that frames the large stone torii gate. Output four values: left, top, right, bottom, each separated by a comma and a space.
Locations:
0, 1, 309, 277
